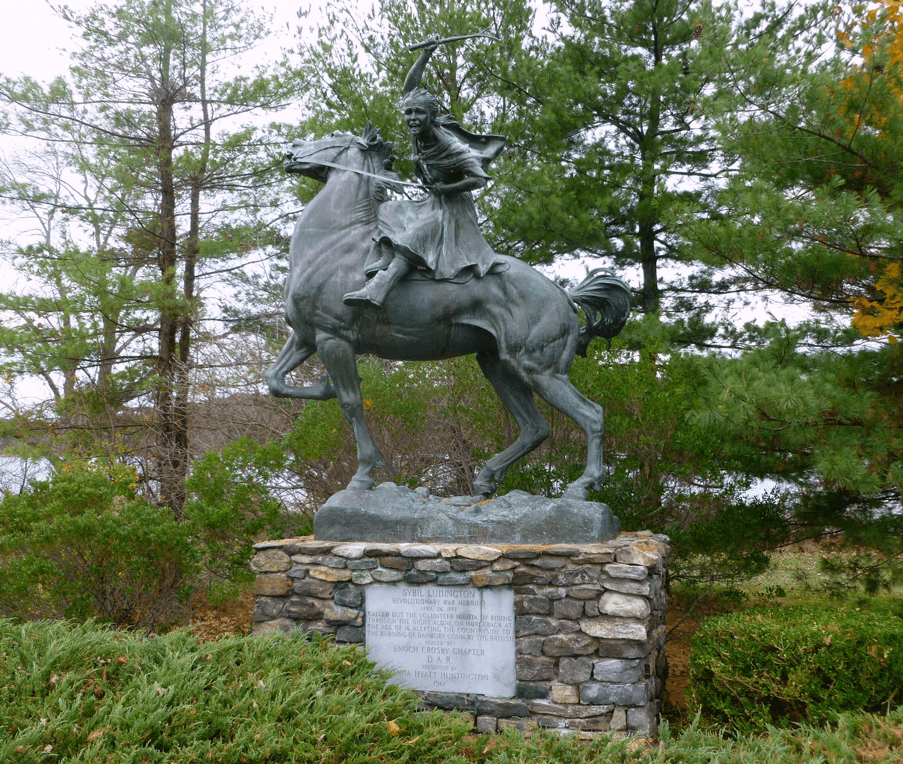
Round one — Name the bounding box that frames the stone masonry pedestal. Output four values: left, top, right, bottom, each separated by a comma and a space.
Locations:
250, 531, 669, 738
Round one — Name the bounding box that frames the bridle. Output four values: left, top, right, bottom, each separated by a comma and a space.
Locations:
285, 137, 422, 189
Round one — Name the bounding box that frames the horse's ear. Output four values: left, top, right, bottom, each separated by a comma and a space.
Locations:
361, 122, 388, 155
361, 121, 379, 144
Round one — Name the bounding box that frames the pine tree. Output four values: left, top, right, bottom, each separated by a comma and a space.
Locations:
678, 1, 903, 570
689, 0, 903, 337
490, 0, 728, 324
0, 0, 301, 517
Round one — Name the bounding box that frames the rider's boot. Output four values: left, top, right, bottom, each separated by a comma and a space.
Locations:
343, 257, 412, 308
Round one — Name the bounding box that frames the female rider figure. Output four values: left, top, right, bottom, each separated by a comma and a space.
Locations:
342, 40, 507, 308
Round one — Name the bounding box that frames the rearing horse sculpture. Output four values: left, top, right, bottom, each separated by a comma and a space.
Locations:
266, 125, 631, 501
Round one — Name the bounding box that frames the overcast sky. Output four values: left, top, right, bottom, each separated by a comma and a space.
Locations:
0, 0, 307, 83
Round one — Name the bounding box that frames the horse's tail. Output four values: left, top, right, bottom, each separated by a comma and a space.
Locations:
568, 269, 632, 356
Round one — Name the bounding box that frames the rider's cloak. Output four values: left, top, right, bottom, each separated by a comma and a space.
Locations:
367, 121, 507, 281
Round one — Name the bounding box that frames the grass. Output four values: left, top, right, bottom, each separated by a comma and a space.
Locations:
670, 544, 903, 611
718, 544, 903, 620
743, 544, 846, 606
1, 618, 901, 763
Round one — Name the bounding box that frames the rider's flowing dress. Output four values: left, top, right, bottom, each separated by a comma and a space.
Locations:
365, 123, 507, 281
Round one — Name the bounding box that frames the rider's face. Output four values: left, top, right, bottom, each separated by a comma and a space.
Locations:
403, 99, 433, 139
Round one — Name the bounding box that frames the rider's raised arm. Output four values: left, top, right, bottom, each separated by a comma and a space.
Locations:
403, 39, 440, 95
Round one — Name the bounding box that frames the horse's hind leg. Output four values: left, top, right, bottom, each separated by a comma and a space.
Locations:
265, 332, 337, 400
530, 372, 605, 501
316, 333, 385, 491
473, 351, 550, 496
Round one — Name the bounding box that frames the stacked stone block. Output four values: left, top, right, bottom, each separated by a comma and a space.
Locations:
250, 532, 668, 737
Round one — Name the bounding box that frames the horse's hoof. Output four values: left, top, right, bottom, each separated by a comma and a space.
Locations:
561, 485, 589, 501
346, 476, 375, 491
471, 482, 495, 498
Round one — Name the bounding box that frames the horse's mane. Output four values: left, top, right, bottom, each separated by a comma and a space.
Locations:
359, 122, 404, 203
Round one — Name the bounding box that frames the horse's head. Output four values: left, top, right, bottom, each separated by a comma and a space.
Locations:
283, 122, 394, 183
283, 123, 396, 185
284, 131, 356, 182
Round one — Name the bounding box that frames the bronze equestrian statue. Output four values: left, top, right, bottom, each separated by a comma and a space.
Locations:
266, 36, 631, 501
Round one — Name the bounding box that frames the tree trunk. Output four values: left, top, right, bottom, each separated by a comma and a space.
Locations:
172, 0, 212, 520
155, 0, 188, 520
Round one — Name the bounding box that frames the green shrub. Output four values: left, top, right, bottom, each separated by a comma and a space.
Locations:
0, 462, 198, 631
689, 604, 903, 733
1, 619, 901, 763
0, 619, 474, 764
0, 442, 305, 629
184, 437, 299, 590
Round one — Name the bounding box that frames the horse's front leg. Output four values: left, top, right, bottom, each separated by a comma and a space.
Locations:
316, 334, 385, 491
266, 332, 337, 400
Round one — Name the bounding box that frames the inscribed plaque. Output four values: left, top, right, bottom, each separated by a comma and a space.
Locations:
365, 584, 515, 696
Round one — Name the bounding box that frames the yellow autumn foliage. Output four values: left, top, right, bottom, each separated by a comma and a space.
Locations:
841, 1, 903, 341
852, 262, 903, 343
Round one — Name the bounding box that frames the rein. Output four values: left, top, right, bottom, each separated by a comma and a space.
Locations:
288, 141, 423, 190
304, 159, 423, 189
